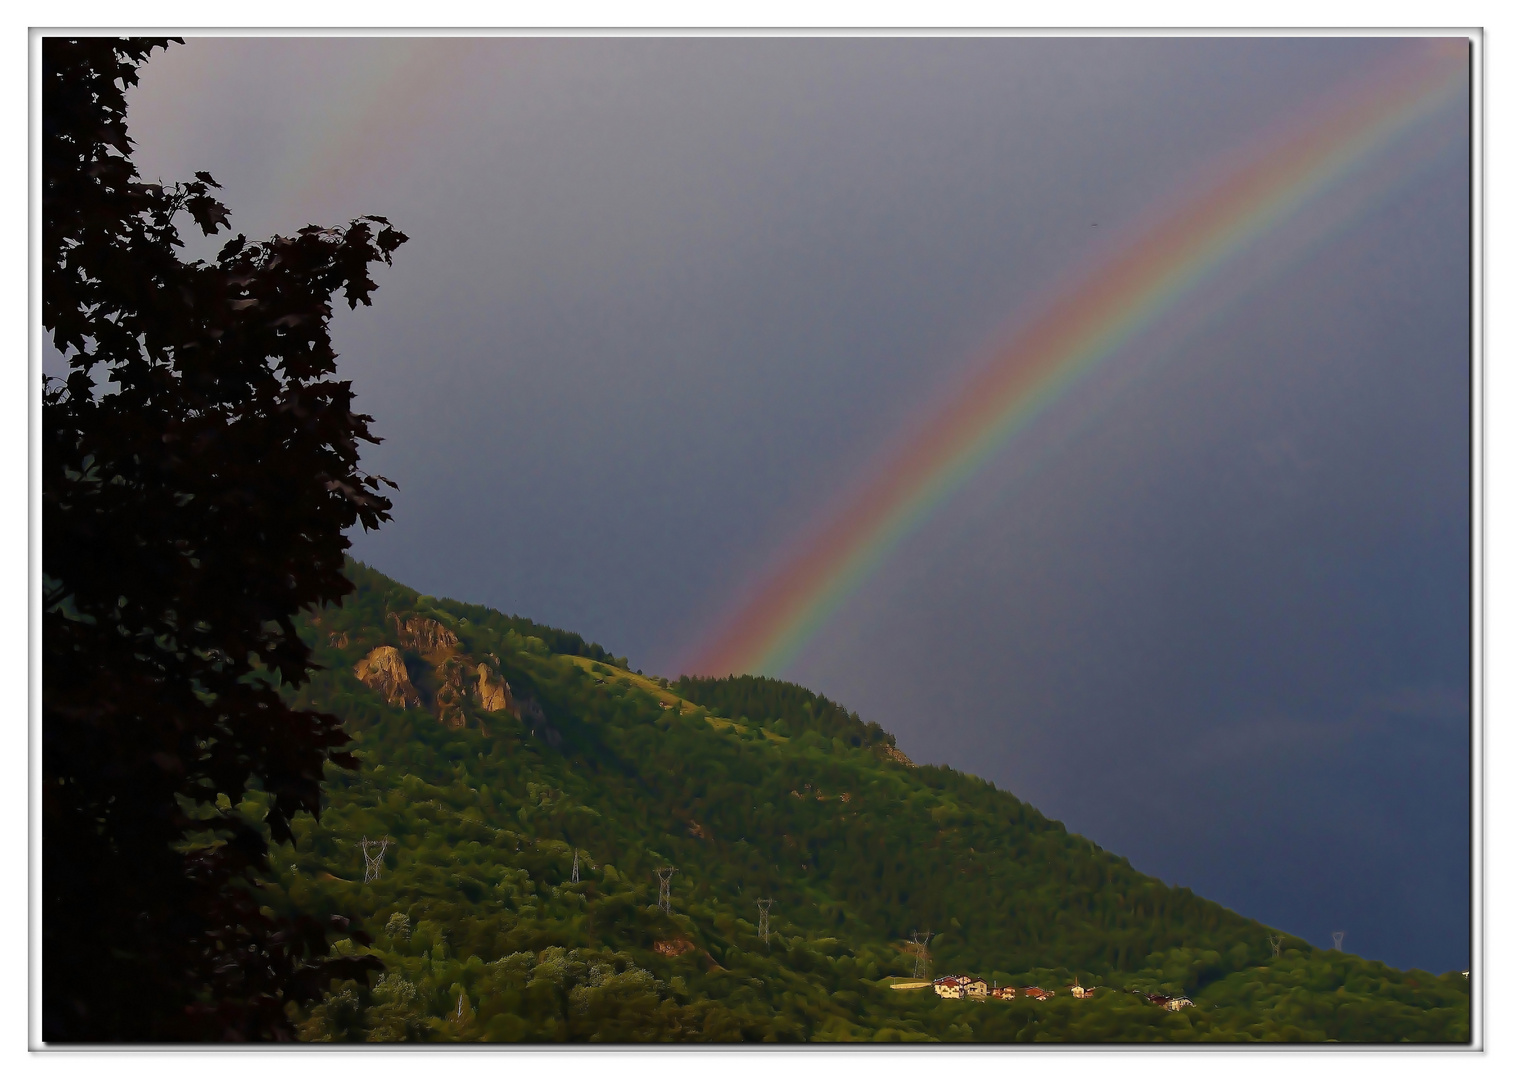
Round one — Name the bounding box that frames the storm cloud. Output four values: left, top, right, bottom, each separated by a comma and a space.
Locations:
118, 36, 1470, 972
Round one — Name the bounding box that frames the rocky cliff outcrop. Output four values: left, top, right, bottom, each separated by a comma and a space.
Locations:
475, 662, 515, 714
354, 646, 422, 708
434, 655, 472, 730
389, 613, 460, 661
358, 611, 520, 732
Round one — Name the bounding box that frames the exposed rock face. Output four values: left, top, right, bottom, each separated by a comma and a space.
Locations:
880, 744, 916, 767
434, 655, 471, 730
475, 663, 515, 714
653, 938, 696, 957
432, 657, 518, 730
389, 613, 459, 660
354, 646, 421, 708
353, 611, 529, 734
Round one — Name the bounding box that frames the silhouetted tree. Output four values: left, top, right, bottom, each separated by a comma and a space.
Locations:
42, 37, 407, 1041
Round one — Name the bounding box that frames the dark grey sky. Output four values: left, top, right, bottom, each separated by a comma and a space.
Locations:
118, 36, 1470, 972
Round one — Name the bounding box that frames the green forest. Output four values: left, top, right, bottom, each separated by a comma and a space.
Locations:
256, 562, 1468, 1043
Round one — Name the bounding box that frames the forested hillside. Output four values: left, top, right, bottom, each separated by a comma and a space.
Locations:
262, 563, 1468, 1042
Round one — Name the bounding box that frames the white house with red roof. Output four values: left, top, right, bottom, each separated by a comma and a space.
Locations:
933, 976, 967, 999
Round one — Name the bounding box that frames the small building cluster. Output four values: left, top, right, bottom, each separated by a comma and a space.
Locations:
1146, 993, 1194, 1011
927, 977, 1194, 1012
932, 975, 987, 999
932, 977, 1091, 1002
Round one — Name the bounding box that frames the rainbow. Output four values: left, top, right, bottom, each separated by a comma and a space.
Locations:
687, 39, 1467, 678
272, 38, 499, 225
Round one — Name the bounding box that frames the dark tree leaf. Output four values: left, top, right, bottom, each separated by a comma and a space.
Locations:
42, 37, 403, 1043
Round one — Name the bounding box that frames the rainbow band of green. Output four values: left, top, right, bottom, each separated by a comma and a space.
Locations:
689, 40, 1466, 679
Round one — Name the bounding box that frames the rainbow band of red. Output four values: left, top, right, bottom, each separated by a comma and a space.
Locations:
688, 40, 1466, 678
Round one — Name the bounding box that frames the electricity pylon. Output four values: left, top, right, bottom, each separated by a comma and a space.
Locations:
571, 849, 580, 884
756, 899, 773, 947
1332, 931, 1345, 952
1268, 934, 1283, 959
358, 836, 391, 883
909, 929, 934, 980
656, 867, 677, 913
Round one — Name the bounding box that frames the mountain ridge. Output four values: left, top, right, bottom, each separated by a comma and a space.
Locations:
265, 561, 1468, 1042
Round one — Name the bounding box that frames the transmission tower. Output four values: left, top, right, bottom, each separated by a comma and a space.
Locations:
1332, 931, 1345, 952
756, 899, 773, 947
571, 849, 580, 884
656, 867, 678, 913
908, 929, 934, 980
358, 836, 391, 883
1267, 934, 1283, 959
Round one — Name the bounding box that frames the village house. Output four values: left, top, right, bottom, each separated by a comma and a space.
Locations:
932, 975, 991, 1000
989, 984, 1015, 1000
1069, 983, 1094, 999
933, 976, 967, 1000
1022, 986, 1054, 1000
1146, 993, 1192, 1011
